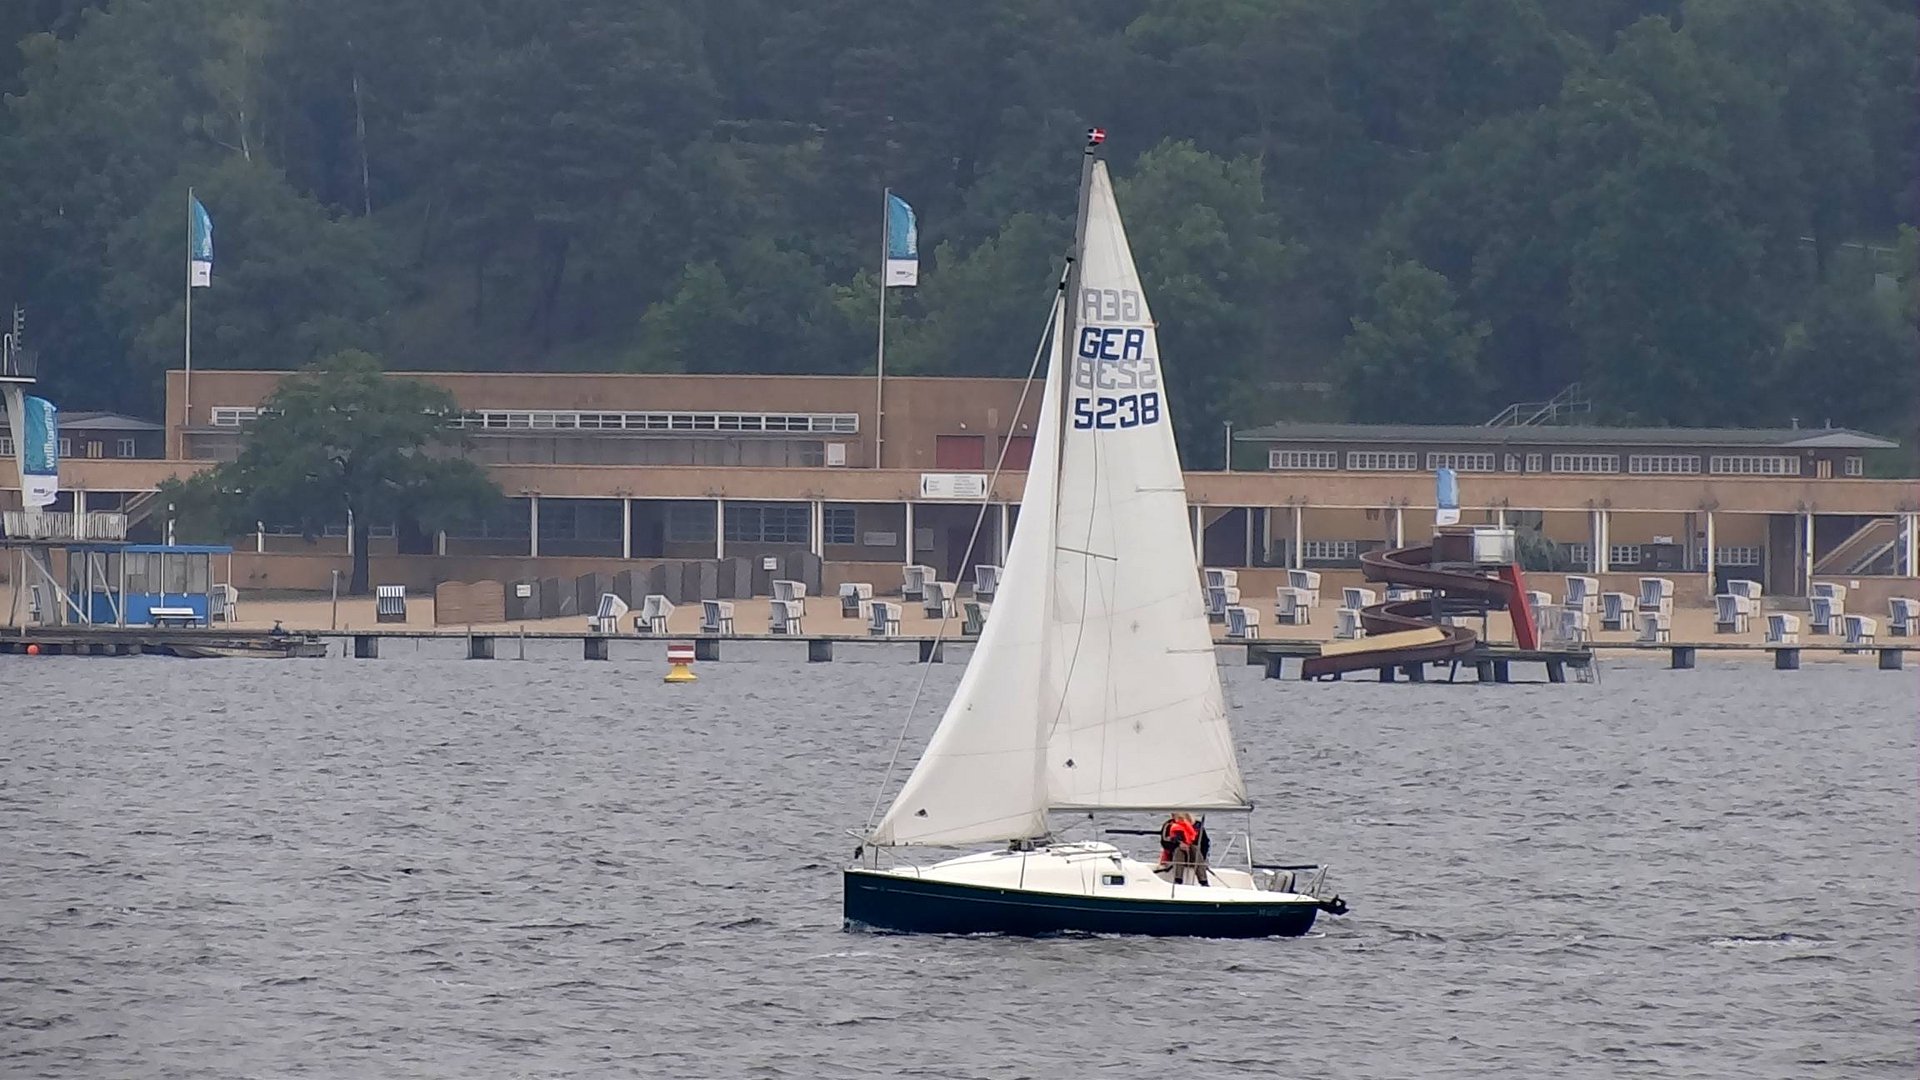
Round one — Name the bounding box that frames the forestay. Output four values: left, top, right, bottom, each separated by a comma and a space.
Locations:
1042, 162, 1245, 813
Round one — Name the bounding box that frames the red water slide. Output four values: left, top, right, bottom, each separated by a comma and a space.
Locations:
1296, 544, 1538, 679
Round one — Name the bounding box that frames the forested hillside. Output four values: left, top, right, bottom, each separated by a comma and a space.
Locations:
2, 0, 1913, 465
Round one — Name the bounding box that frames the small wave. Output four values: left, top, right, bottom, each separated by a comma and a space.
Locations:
1708, 933, 1831, 948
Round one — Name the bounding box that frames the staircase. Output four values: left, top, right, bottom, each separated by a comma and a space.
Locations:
1813, 518, 1898, 576
1486, 383, 1593, 427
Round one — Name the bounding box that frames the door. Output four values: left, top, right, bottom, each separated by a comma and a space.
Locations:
935, 434, 987, 470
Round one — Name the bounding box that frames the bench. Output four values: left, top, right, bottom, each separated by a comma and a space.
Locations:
149, 606, 202, 628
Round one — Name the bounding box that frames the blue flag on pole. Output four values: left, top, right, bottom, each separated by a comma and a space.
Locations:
190, 194, 214, 287
885, 192, 917, 287
1435, 467, 1460, 526
21, 395, 58, 507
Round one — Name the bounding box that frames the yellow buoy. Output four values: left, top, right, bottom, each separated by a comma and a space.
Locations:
664, 642, 698, 683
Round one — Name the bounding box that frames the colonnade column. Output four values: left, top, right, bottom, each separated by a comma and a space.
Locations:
1191, 506, 1203, 566
997, 503, 1010, 566
1801, 511, 1815, 595
1291, 505, 1304, 570
714, 498, 725, 559
1903, 512, 1919, 578
527, 497, 538, 558
1703, 510, 1716, 587
904, 501, 915, 565
621, 497, 633, 559
1390, 506, 1405, 550
810, 499, 825, 558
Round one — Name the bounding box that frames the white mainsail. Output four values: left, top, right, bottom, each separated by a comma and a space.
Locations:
867, 159, 1246, 848
1042, 162, 1245, 812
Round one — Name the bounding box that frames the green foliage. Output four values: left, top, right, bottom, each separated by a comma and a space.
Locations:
0, 0, 1911, 456
173, 350, 499, 592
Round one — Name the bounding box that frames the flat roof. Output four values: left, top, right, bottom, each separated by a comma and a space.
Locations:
1234, 422, 1898, 450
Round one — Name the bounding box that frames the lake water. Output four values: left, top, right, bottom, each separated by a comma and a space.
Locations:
2, 644, 1914, 1078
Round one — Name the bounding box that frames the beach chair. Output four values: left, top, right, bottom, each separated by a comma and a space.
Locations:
1534, 603, 1561, 643
1559, 608, 1592, 643
772, 579, 807, 614
1384, 586, 1418, 603
375, 584, 407, 623
974, 564, 1002, 601
1287, 569, 1321, 609
211, 583, 239, 623
1564, 576, 1599, 615
1728, 579, 1762, 603
634, 594, 672, 634
700, 599, 735, 636
1225, 605, 1261, 641
962, 600, 991, 636
839, 582, 873, 618
1526, 589, 1553, 611
769, 598, 804, 635
1601, 592, 1637, 632
923, 581, 957, 618
1765, 613, 1800, 644
867, 601, 902, 638
901, 564, 935, 601
589, 593, 628, 634
1636, 577, 1674, 620
1205, 583, 1241, 622
1636, 611, 1671, 644
1333, 607, 1364, 641
1809, 595, 1839, 635
1274, 587, 1310, 625
1889, 598, 1918, 637
1341, 587, 1377, 612
1811, 581, 1847, 606
1713, 593, 1754, 634
1841, 614, 1877, 652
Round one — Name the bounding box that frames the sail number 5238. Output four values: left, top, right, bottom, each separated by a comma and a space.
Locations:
1072, 392, 1161, 430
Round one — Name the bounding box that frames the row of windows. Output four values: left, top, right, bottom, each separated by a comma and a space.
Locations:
1264, 448, 1861, 477
1301, 540, 1359, 561
448, 410, 859, 435
1561, 544, 1765, 566
1, 437, 138, 458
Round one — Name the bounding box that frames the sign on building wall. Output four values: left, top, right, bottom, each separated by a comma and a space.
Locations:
919, 473, 989, 500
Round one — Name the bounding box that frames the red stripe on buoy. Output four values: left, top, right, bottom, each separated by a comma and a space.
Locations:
666, 644, 695, 662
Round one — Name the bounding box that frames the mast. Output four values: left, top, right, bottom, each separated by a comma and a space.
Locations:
1056, 130, 1102, 479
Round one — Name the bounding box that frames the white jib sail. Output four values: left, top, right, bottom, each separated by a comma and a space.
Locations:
1043, 162, 1247, 812
867, 302, 1068, 847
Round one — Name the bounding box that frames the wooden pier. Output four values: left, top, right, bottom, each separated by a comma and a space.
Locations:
1247, 640, 1597, 683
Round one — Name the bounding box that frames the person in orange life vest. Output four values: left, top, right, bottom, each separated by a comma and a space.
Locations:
1156, 813, 1194, 870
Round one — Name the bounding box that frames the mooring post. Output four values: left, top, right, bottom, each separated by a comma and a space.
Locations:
583, 636, 609, 661
1774, 647, 1800, 670
919, 639, 944, 664
353, 634, 378, 660
467, 634, 495, 660
694, 638, 721, 662
808, 638, 834, 663
1880, 648, 1905, 671
1670, 646, 1696, 670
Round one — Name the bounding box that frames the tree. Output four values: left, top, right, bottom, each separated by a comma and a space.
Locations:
1339, 260, 1490, 422
169, 350, 498, 593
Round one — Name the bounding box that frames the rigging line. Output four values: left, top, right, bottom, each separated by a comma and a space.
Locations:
1043, 370, 1105, 793
862, 273, 1069, 836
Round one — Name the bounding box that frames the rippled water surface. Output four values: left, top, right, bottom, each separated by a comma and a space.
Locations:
2, 644, 1915, 1078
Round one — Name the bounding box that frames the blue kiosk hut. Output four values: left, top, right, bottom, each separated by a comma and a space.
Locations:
63, 543, 234, 626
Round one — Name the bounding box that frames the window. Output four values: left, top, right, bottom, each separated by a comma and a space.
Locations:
1844, 456, 1864, 477
116, 438, 138, 457
1504, 454, 1521, 473
1550, 454, 1618, 474
57, 438, 70, 458
1425, 452, 1495, 472
1269, 449, 1339, 470
85, 441, 104, 459
724, 503, 809, 545
209, 406, 264, 427
1708, 546, 1763, 565
664, 503, 716, 544
1346, 451, 1417, 471
1710, 455, 1799, 476
1564, 543, 1592, 567
1301, 540, 1358, 562
823, 507, 857, 546
1629, 455, 1700, 475
1526, 453, 1543, 472
0, 437, 11, 456
1608, 544, 1641, 566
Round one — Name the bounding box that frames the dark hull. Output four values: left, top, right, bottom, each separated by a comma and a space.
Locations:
844, 870, 1320, 938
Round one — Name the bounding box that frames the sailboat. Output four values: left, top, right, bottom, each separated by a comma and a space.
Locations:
844, 133, 1348, 938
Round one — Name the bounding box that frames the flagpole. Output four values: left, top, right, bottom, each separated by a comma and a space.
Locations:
874, 187, 888, 469
183, 187, 193, 460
